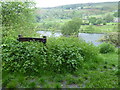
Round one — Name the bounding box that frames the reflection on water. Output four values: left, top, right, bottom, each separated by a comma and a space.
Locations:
37, 31, 104, 46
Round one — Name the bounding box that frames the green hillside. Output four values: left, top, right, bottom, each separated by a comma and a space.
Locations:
44, 2, 118, 10
35, 1, 118, 21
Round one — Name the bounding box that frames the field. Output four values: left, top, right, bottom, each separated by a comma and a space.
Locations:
81, 23, 118, 33
35, 21, 118, 34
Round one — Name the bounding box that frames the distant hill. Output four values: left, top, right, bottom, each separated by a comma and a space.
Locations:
42, 2, 118, 11
35, 1, 118, 22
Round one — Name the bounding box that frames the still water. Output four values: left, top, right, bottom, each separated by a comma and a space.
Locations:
37, 31, 104, 46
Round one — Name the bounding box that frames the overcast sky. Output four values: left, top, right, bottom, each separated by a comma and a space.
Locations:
35, 0, 119, 8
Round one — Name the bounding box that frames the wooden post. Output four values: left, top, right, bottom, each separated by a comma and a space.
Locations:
43, 36, 47, 44
18, 34, 23, 38
43, 36, 46, 39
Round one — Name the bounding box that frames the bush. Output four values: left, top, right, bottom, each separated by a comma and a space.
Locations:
45, 37, 99, 72
98, 42, 115, 54
2, 36, 100, 74
61, 18, 82, 36
99, 32, 119, 46
2, 37, 47, 74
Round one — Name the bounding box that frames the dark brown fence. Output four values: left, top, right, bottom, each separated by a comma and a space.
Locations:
17, 35, 47, 44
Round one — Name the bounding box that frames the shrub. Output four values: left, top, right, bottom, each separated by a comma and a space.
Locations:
98, 42, 115, 54
2, 37, 47, 74
2, 36, 100, 74
99, 32, 119, 46
47, 37, 99, 72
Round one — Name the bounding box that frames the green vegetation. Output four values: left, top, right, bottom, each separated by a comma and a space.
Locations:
1, 2, 37, 37
80, 24, 118, 33
103, 14, 114, 23
2, 37, 100, 74
81, 25, 95, 33
113, 10, 120, 17
34, 1, 118, 34
99, 32, 119, 46
1, 1, 119, 88
98, 42, 115, 54
2, 36, 119, 88
50, 2, 118, 11
88, 17, 97, 25
61, 18, 82, 36
2, 52, 118, 88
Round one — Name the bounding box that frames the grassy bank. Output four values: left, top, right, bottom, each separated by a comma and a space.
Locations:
80, 24, 118, 33
35, 21, 118, 34
2, 53, 118, 88
2, 37, 118, 88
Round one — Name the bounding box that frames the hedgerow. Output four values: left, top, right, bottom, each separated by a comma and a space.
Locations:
2, 37, 100, 74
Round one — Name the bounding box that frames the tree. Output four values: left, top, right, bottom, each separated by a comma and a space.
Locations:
103, 20, 107, 25
88, 17, 97, 25
61, 18, 82, 36
35, 15, 41, 22
103, 14, 114, 23
1, 1, 36, 36
96, 19, 104, 25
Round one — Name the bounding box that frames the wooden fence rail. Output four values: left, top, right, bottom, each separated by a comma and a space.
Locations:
17, 35, 47, 44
